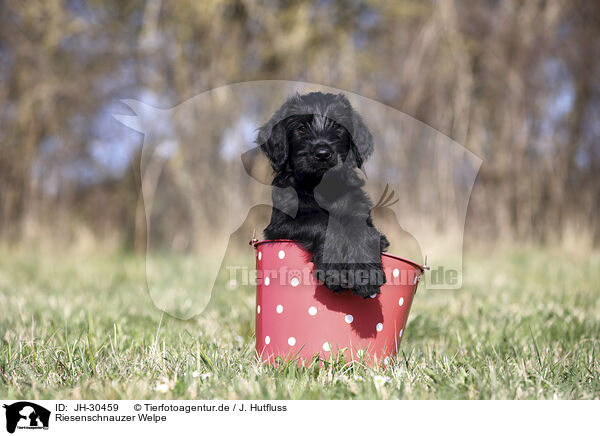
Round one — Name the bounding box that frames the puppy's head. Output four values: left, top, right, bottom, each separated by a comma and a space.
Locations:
257, 92, 373, 183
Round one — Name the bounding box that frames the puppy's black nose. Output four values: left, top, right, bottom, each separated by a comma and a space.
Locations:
314, 148, 332, 160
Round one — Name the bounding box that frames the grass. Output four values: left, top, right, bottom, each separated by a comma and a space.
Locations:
0, 246, 599, 399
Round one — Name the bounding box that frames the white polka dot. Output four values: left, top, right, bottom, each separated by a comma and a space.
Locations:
344, 314, 354, 324
384, 357, 390, 365
398, 297, 404, 306
399, 329, 403, 338
257, 305, 261, 314
290, 277, 300, 287
308, 306, 317, 316
288, 337, 296, 346
369, 293, 377, 299
276, 304, 283, 314
376, 322, 383, 332
278, 250, 285, 260
414, 275, 418, 284
322, 342, 330, 352
393, 268, 400, 277
264, 277, 270, 286
258, 251, 262, 260
265, 335, 270, 344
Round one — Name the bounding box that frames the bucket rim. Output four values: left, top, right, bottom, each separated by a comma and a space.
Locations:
253, 239, 424, 272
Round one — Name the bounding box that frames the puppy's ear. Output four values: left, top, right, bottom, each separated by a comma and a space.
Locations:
349, 109, 373, 169
257, 119, 288, 172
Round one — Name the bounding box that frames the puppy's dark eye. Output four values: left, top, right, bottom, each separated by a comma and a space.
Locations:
334, 124, 347, 135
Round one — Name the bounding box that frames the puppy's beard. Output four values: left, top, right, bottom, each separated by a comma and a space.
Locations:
292, 155, 354, 188
293, 170, 325, 187
292, 163, 332, 186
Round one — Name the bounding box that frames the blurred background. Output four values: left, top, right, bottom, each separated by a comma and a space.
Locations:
1, 0, 599, 253
1, 0, 600, 400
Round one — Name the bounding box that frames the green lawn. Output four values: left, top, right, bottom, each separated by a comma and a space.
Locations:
1, 247, 599, 399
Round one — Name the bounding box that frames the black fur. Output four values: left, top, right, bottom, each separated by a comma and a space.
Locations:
257, 92, 389, 298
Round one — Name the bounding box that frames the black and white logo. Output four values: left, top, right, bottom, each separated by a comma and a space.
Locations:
2, 402, 50, 433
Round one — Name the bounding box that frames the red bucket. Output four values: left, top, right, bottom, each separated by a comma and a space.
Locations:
254, 240, 423, 366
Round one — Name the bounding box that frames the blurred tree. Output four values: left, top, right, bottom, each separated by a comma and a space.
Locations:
0, 0, 598, 249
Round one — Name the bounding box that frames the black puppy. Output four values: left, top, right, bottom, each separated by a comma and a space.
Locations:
257, 92, 389, 298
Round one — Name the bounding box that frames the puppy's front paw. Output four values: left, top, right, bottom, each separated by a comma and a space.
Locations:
352, 284, 381, 298
349, 263, 386, 298
314, 262, 387, 297
314, 264, 345, 293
